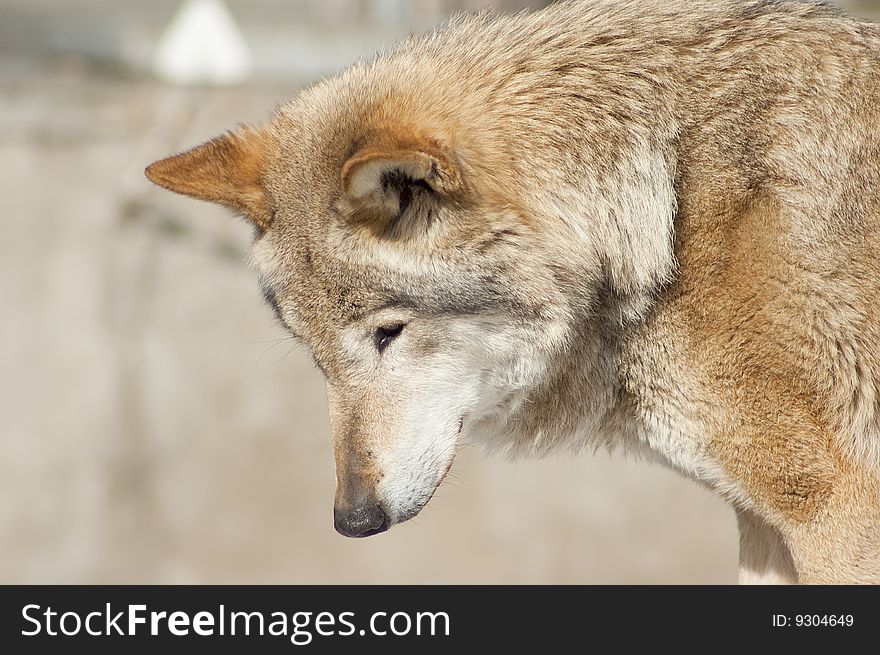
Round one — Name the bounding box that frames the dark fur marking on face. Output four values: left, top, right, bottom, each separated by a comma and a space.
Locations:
381, 278, 510, 319
260, 282, 289, 329
310, 352, 328, 376
477, 226, 522, 253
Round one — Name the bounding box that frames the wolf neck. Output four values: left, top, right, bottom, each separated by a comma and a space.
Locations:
451, 43, 688, 461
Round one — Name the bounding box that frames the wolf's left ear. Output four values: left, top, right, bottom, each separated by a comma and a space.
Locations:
340, 142, 461, 231
145, 126, 274, 231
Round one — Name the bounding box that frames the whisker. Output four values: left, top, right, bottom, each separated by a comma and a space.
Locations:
442, 472, 464, 490
255, 338, 294, 370
274, 344, 300, 381
242, 335, 296, 345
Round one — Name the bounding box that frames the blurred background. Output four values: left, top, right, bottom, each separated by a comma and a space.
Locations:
2, 0, 876, 585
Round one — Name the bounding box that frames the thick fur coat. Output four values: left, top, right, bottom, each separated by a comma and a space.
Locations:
147, 0, 880, 583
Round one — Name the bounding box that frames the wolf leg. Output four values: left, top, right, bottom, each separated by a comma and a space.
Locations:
735, 508, 798, 585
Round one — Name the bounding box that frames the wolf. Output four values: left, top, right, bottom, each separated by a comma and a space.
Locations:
145, 0, 880, 583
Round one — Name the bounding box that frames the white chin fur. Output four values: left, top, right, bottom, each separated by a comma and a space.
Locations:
374, 323, 554, 523
376, 421, 458, 525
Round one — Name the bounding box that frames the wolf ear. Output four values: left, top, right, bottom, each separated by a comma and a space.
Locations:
340, 142, 461, 234
145, 126, 274, 231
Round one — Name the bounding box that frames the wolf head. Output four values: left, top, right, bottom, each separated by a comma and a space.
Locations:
147, 117, 570, 537
145, 20, 677, 537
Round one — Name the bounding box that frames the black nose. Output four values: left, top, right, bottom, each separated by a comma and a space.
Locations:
334, 503, 389, 538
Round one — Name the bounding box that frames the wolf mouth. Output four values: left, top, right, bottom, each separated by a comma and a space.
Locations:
392, 458, 455, 527
386, 417, 464, 529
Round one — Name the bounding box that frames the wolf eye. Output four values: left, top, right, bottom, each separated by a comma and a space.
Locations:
375, 324, 405, 352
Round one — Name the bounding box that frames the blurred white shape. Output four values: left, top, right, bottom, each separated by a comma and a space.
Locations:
152, 0, 252, 86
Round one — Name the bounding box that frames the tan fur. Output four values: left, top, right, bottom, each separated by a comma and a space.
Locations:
145, 126, 275, 230
147, 0, 880, 582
